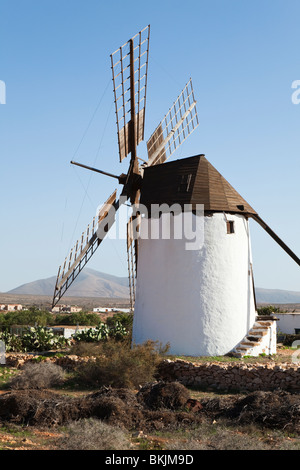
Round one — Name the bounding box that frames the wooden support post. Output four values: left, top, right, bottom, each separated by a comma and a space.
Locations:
252, 214, 300, 267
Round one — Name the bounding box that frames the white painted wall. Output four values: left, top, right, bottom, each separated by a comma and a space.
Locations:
276, 314, 300, 334
132, 212, 257, 356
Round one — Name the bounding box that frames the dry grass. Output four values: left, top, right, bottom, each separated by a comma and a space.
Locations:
9, 362, 65, 390
163, 422, 300, 450
74, 339, 165, 389
56, 418, 132, 450
171, 345, 295, 364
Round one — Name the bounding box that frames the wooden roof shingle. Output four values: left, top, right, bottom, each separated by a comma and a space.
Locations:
140, 154, 257, 216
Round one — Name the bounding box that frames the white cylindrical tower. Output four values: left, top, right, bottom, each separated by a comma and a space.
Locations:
132, 212, 256, 356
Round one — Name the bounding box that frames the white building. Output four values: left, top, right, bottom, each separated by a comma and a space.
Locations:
93, 307, 131, 313
276, 313, 300, 335
93, 307, 112, 313
0, 304, 22, 311
51, 305, 82, 313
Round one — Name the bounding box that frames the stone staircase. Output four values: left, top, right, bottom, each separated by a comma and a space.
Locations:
231, 316, 277, 358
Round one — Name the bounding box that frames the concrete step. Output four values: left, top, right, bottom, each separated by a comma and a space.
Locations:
255, 321, 273, 327
247, 329, 268, 337
234, 347, 250, 357
231, 318, 276, 358
246, 335, 260, 342
240, 340, 258, 347
235, 346, 248, 352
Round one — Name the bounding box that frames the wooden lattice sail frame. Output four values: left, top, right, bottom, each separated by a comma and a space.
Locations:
111, 25, 150, 163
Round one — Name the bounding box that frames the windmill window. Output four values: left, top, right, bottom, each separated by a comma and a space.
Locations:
226, 220, 235, 234
178, 174, 192, 192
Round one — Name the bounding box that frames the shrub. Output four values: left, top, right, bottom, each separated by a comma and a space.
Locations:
0, 331, 23, 352
137, 381, 191, 410
72, 321, 128, 343
164, 422, 269, 450
257, 305, 281, 316
106, 312, 133, 329
68, 341, 104, 357
75, 339, 168, 389
72, 324, 110, 342
56, 418, 131, 450
0, 308, 53, 327
53, 312, 101, 326
0, 327, 70, 353
21, 326, 71, 352
9, 362, 65, 390
282, 334, 300, 347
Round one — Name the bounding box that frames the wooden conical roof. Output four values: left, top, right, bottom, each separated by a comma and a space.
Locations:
140, 154, 257, 215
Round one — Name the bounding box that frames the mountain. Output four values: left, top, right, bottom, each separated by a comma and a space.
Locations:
6, 268, 129, 299
6, 269, 300, 304
255, 288, 300, 304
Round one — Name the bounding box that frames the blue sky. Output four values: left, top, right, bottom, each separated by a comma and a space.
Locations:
1, 0, 300, 293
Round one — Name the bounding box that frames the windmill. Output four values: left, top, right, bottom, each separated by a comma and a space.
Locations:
52, 25, 300, 357
52, 25, 199, 309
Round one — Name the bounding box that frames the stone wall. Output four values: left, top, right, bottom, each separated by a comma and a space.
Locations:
157, 359, 300, 392
4, 354, 300, 393
5, 353, 94, 370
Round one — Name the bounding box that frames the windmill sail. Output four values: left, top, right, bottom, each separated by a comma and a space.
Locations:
52, 190, 119, 307
111, 25, 150, 162
126, 213, 141, 310
146, 79, 199, 167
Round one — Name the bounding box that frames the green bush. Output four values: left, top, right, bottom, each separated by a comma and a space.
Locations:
0, 330, 23, 352
21, 326, 71, 352
54, 312, 101, 326
0, 327, 71, 353
74, 339, 168, 389
0, 309, 103, 328
72, 321, 128, 343
257, 305, 281, 316
106, 312, 133, 329
0, 307, 54, 327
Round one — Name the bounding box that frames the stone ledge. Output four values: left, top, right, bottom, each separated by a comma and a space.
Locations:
157, 359, 300, 392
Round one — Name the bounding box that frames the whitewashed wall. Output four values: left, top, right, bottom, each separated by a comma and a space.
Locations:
276, 313, 300, 334
132, 212, 256, 356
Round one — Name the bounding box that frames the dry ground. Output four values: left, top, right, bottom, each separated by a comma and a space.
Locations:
0, 346, 299, 451
0, 293, 130, 310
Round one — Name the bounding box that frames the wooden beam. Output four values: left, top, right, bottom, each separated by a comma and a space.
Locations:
251, 214, 300, 267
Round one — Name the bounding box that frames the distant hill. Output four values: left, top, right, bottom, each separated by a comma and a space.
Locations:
255, 287, 300, 304
6, 268, 129, 299
6, 269, 300, 304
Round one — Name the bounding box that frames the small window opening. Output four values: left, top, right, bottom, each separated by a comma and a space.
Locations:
226, 220, 235, 234
178, 174, 192, 192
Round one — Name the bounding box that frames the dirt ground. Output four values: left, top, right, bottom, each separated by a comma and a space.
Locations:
0, 346, 299, 450
0, 380, 299, 450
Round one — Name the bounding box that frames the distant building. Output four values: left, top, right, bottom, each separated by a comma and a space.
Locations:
93, 307, 131, 314
0, 304, 22, 312
51, 305, 82, 314
51, 306, 61, 313
111, 308, 132, 313
68, 306, 82, 313
276, 313, 300, 335
93, 307, 112, 313
47, 326, 89, 339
